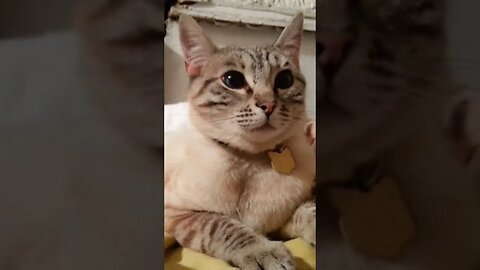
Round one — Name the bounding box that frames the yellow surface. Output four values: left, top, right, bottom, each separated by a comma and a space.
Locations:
164, 233, 316, 270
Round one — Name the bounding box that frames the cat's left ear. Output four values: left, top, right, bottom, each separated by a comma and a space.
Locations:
274, 13, 304, 66
179, 14, 216, 77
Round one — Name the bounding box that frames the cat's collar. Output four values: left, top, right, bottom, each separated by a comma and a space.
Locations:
212, 139, 283, 153
212, 139, 296, 175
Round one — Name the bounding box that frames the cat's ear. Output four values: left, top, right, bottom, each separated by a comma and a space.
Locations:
179, 15, 216, 77
274, 13, 304, 66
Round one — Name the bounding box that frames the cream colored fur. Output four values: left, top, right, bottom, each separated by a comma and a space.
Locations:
165, 120, 315, 234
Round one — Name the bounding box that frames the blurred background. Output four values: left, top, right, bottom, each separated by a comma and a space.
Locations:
1, 0, 479, 91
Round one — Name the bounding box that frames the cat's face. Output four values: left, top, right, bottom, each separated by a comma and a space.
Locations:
179, 14, 306, 152
316, 0, 447, 155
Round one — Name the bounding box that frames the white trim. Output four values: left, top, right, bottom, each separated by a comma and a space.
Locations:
170, 4, 316, 31
178, 0, 315, 18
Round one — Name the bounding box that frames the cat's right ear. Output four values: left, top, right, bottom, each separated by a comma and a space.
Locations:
179, 15, 216, 77
274, 13, 304, 66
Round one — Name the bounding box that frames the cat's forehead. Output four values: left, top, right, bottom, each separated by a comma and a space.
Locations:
214, 46, 290, 66
219, 45, 277, 57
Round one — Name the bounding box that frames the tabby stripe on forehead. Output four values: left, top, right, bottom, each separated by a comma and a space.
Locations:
240, 48, 257, 67
267, 52, 279, 67
255, 49, 265, 70
240, 49, 260, 83
273, 54, 280, 65
265, 51, 271, 64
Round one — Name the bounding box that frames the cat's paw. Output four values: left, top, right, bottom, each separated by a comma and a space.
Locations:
234, 240, 294, 270
299, 202, 316, 245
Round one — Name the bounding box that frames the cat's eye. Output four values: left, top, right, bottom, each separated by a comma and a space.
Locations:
222, 71, 246, 89
274, 70, 294, 90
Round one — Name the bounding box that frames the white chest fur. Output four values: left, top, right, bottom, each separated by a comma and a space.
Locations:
164, 128, 315, 234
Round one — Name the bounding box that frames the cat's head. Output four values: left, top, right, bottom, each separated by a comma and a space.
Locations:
178, 14, 307, 153
316, 0, 448, 155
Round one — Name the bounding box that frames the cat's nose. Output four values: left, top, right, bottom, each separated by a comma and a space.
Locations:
317, 33, 353, 82
256, 102, 277, 117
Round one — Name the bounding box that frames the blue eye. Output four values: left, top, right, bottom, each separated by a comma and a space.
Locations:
222, 71, 246, 89
275, 70, 294, 90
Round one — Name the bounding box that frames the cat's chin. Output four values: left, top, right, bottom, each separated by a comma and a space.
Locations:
248, 124, 276, 133
245, 125, 285, 142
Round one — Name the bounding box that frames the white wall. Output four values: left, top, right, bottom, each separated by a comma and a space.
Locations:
164, 20, 316, 119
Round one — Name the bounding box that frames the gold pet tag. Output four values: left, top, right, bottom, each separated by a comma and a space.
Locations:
267, 147, 296, 175
329, 176, 416, 259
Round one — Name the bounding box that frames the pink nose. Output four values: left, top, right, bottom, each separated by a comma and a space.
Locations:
317, 32, 353, 81
256, 102, 276, 117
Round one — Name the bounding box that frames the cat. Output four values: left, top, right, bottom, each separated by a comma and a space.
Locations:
315, 0, 480, 269
163, 13, 316, 270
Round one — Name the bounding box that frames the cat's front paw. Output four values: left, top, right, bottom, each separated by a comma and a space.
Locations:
234, 240, 294, 270
300, 202, 316, 245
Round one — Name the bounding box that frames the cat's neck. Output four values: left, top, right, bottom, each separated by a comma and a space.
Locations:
188, 120, 305, 155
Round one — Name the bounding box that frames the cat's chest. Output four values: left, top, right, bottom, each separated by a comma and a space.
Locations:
230, 155, 315, 233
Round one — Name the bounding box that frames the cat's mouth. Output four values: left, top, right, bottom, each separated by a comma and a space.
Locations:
250, 123, 275, 132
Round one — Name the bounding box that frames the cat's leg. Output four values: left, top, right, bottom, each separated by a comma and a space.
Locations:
278, 200, 316, 245
165, 208, 295, 270
277, 121, 316, 244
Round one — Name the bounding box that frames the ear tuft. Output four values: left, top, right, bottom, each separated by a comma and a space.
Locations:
274, 13, 304, 66
179, 15, 216, 77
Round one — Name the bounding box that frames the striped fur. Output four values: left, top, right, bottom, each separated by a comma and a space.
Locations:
164, 14, 316, 270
